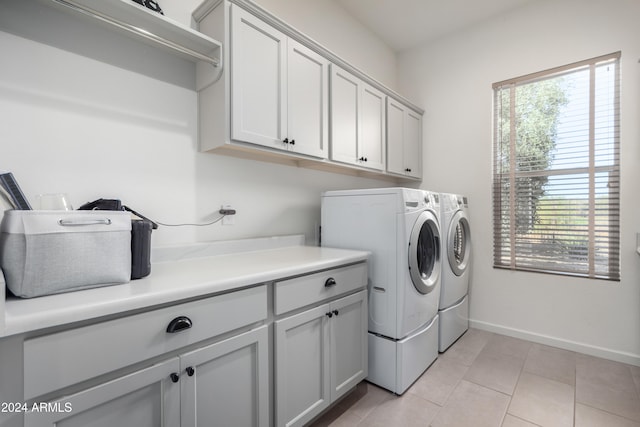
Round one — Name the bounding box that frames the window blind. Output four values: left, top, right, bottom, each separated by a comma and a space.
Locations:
492, 52, 620, 281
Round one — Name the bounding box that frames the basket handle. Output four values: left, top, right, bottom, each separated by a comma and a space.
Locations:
58, 218, 112, 226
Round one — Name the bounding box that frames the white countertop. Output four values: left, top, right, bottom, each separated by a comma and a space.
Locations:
1, 236, 369, 337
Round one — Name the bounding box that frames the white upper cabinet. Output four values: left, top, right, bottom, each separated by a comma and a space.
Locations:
231, 6, 328, 158
360, 84, 386, 171
195, 0, 422, 182
286, 39, 329, 158
404, 109, 422, 178
387, 98, 422, 179
330, 65, 385, 171
387, 99, 405, 173
230, 7, 286, 149
330, 66, 359, 165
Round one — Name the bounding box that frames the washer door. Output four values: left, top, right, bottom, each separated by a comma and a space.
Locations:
409, 210, 441, 295
448, 211, 471, 276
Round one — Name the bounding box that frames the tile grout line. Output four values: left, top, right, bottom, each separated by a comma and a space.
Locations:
500, 340, 533, 426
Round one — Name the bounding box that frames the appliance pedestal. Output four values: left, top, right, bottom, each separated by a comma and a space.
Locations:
366, 315, 439, 395
438, 295, 469, 352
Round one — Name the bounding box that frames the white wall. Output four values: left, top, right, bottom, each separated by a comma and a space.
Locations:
0, 0, 395, 248
162, 0, 400, 89
251, 0, 398, 90
4, 0, 637, 367
398, 0, 640, 364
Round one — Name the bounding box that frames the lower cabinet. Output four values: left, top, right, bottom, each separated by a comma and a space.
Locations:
24, 326, 269, 427
180, 325, 270, 427
274, 290, 367, 427
14, 263, 368, 427
24, 358, 182, 427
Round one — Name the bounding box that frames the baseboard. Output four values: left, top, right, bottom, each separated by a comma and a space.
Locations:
470, 319, 640, 367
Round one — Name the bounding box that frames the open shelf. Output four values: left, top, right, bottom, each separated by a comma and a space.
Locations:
49, 0, 222, 67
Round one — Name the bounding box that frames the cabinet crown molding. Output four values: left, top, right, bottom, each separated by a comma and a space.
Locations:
193, 0, 423, 114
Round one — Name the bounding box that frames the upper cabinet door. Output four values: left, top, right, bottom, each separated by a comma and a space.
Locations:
386, 98, 405, 175
330, 65, 359, 165
360, 84, 386, 171
330, 65, 386, 171
386, 98, 422, 179
287, 40, 329, 158
404, 109, 422, 178
231, 6, 287, 149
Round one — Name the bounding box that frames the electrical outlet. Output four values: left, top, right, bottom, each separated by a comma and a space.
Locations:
222, 204, 235, 225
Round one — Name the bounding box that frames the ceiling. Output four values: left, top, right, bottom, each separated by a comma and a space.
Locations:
334, 0, 537, 52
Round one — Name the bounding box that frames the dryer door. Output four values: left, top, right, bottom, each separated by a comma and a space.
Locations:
409, 210, 441, 294
448, 211, 471, 276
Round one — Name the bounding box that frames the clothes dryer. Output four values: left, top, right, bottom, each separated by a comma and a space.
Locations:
321, 188, 441, 394
438, 193, 471, 352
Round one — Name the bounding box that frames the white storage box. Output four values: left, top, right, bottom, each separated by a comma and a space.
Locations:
0, 210, 132, 298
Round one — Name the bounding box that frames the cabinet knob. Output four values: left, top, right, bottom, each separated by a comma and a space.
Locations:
324, 277, 337, 287
186, 366, 195, 377
290, 139, 295, 145
333, 309, 339, 316
166, 316, 193, 333
283, 138, 289, 144
405, 168, 412, 172
170, 373, 180, 383
326, 312, 333, 318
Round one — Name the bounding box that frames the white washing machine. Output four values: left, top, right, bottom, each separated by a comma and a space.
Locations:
321, 188, 441, 395
438, 193, 471, 352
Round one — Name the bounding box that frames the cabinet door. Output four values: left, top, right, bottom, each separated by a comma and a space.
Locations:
386, 98, 422, 178
180, 325, 269, 427
231, 6, 287, 149
24, 359, 181, 427
330, 65, 359, 166
404, 109, 422, 178
386, 98, 406, 175
360, 84, 386, 171
287, 39, 329, 158
330, 290, 368, 401
275, 305, 330, 427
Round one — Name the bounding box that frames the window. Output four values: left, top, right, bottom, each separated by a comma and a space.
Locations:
492, 52, 620, 281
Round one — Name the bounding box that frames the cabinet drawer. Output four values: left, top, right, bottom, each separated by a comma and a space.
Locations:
274, 263, 366, 315
24, 285, 267, 399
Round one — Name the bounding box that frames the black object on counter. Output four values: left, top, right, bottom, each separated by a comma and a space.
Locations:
79, 199, 157, 279
0, 172, 32, 210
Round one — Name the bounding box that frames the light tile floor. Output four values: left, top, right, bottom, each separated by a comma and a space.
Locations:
309, 329, 640, 427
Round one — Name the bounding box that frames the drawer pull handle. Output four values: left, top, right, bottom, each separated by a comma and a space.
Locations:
58, 218, 112, 226
186, 366, 195, 377
170, 373, 180, 383
333, 310, 339, 316
166, 316, 192, 333
324, 278, 337, 287
326, 312, 333, 318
